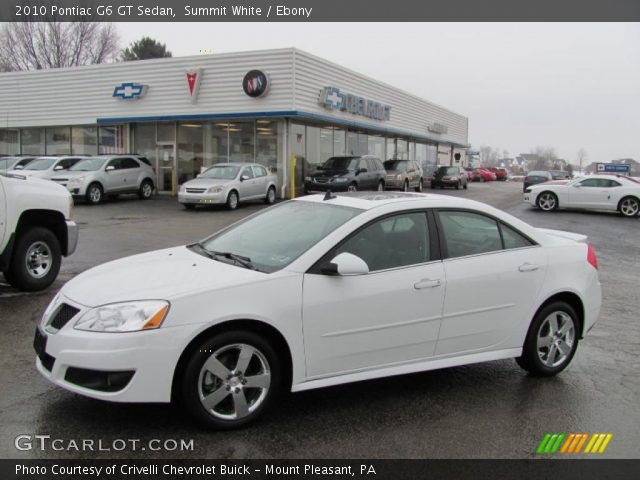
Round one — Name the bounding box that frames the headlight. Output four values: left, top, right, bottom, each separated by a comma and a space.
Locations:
332, 177, 348, 183
396, 174, 402, 180
304, 176, 312, 182
179, 184, 186, 193
74, 300, 170, 333
207, 186, 224, 193
69, 176, 85, 184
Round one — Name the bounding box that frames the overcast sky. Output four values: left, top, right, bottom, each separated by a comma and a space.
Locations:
120, 23, 640, 164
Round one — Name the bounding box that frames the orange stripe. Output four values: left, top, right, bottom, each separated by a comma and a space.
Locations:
567, 434, 582, 453
574, 433, 589, 453
560, 434, 575, 453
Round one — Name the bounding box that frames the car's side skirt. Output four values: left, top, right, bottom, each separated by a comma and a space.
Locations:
291, 348, 522, 392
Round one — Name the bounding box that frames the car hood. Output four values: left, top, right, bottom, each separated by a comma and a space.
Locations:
61, 246, 266, 307
8, 169, 48, 178
183, 178, 232, 188
313, 169, 352, 177
52, 171, 92, 179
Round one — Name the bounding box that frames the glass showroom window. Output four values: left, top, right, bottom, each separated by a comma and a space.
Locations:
71, 126, 98, 155
416, 142, 427, 164
320, 127, 334, 163
229, 121, 254, 162
306, 125, 322, 170
386, 138, 396, 159
0, 129, 19, 155
256, 120, 278, 174
99, 125, 128, 154
46, 127, 71, 155
133, 123, 156, 162
368, 135, 385, 159
357, 133, 368, 156
396, 138, 409, 160
290, 123, 305, 197
346, 131, 358, 155
204, 123, 230, 165
333, 128, 346, 156
178, 123, 204, 184
21, 128, 45, 155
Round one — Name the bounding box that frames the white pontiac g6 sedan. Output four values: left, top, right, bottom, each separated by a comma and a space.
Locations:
35, 192, 602, 429
524, 174, 640, 217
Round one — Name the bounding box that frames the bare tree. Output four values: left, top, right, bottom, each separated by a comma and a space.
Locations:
0, 22, 119, 71
576, 148, 587, 174
531, 146, 558, 170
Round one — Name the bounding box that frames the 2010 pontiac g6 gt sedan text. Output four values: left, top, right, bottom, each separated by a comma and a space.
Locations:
35, 192, 602, 429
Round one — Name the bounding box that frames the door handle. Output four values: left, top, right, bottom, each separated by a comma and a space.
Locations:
518, 263, 539, 272
414, 279, 442, 289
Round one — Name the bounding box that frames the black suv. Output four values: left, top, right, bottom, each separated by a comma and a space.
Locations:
304, 155, 386, 193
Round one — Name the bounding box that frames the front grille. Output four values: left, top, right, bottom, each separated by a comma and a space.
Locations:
186, 188, 206, 193
314, 178, 329, 183
49, 303, 80, 330
52, 178, 68, 182
386, 175, 397, 181
40, 352, 56, 372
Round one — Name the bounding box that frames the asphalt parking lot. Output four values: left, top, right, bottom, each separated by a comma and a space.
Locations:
1, 182, 638, 459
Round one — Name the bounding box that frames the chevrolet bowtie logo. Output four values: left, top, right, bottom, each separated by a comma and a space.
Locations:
113, 82, 148, 100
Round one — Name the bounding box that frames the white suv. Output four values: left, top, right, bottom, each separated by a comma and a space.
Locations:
51, 155, 156, 204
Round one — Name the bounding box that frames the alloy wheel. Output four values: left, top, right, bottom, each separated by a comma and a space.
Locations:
141, 182, 153, 198
538, 192, 557, 211
89, 186, 101, 203
25, 241, 52, 279
620, 198, 639, 217
347, 184, 357, 192
198, 343, 271, 421
536, 311, 575, 368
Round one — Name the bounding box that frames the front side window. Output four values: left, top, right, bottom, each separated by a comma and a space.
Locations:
70, 158, 107, 171
241, 166, 254, 179
439, 211, 502, 258
107, 158, 123, 170
334, 212, 430, 272
578, 178, 601, 187
200, 201, 362, 273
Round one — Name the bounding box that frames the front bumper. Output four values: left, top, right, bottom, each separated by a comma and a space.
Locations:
65, 220, 79, 256
34, 317, 200, 403
178, 191, 226, 204
384, 178, 405, 189
304, 180, 350, 192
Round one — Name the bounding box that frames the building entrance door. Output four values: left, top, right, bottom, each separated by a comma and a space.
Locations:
156, 142, 176, 194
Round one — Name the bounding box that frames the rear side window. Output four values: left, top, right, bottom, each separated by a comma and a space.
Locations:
137, 157, 151, 166
500, 223, 534, 249
438, 211, 502, 258
121, 158, 140, 169
253, 165, 267, 177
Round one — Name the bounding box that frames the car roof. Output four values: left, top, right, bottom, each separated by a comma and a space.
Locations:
294, 191, 473, 211
207, 162, 263, 167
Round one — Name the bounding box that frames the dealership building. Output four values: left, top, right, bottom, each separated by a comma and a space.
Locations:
0, 48, 469, 197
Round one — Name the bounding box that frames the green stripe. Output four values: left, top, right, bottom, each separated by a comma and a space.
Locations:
537, 434, 552, 454
544, 434, 558, 453
551, 433, 565, 453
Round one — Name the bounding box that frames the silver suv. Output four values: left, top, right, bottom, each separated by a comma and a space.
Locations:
51, 155, 156, 204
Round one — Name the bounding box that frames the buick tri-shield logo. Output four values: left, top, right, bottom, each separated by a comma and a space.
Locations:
113, 82, 147, 100
242, 70, 269, 98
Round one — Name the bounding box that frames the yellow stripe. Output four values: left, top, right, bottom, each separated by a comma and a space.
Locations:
560, 434, 575, 453
598, 434, 613, 453
590, 434, 606, 453
584, 434, 598, 453
568, 434, 581, 453
574, 434, 589, 453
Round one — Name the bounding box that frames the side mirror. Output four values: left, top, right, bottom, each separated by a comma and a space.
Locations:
14, 165, 24, 170
573, 183, 581, 188
105, 165, 115, 171
240, 174, 250, 181
321, 252, 369, 276
196, 174, 202, 178
53, 165, 64, 171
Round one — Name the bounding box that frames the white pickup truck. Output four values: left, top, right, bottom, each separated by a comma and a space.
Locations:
0, 173, 78, 291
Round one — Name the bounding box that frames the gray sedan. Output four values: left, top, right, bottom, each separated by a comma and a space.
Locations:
178, 162, 277, 210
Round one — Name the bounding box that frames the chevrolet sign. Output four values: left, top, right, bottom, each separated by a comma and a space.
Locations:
319, 87, 391, 121
113, 82, 148, 100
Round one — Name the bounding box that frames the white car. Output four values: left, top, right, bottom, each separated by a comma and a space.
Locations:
35, 192, 601, 429
524, 174, 640, 217
9, 156, 86, 180
178, 162, 277, 210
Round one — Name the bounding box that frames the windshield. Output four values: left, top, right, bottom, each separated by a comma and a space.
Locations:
383, 160, 408, 172
320, 157, 359, 171
199, 201, 362, 272
70, 158, 107, 171
24, 158, 56, 171
0, 157, 19, 170
527, 171, 549, 177
201, 165, 240, 179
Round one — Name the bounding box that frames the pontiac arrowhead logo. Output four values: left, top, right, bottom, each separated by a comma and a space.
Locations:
113, 82, 147, 100
186, 69, 202, 104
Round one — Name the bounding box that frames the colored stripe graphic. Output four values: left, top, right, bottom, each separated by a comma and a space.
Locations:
537, 433, 613, 454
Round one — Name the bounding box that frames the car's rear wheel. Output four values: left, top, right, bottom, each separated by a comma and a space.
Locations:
265, 186, 276, 204
456, 181, 460, 190
537, 191, 558, 211
181, 330, 282, 430
5, 227, 61, 291
226, 190, 239, 210
619, 196, 639, 217
347, 183, 358, 192
85, 183, 103, 205
516, 302, 579, 376
377, 180, 384, 192
415, 179, 423, 192
139, 180, 154, 200
402, 180, 409, 192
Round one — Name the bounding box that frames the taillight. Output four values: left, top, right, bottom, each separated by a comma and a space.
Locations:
587, 244, 598, 270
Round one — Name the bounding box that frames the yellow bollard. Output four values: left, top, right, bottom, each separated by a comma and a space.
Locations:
289, 153, 297, 199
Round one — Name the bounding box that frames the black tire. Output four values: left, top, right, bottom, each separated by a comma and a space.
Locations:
402, 180, 409, 192
618, 196, 640, 217
5, 227, 61, 291
430, 182, 436, 189
347, 182, 358, 192
536, 191, 559, 212
183, 204, 196, 210
265, 186, 276, 204
415, 179, 423, 192
463, 181, 468, 190
85, 183, 103, 205
226, 190, 239, 210
377, 180, 384, 192
455, 181, 460, 190
516, 301, 579, 377
181, 330, 283, 430
139, 179, 154, 200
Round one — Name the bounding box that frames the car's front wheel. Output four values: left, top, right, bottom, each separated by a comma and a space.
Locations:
537, 191, 558, 211
516, 301, 579, 377
347, 182, 358, 192
265, 186, 276, 204
85, 183, 103, 205
619, 196, 640, 217
377, 180, 384, 192
181, 330, 282, 430
415, 179, 423, 192
226, 190, 239, 210
4, 227, 61, 291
